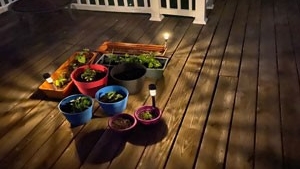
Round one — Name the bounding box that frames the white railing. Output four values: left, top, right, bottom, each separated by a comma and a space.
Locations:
1, 0, 214, 24
72, 0, 214, 24
0, 0, 17, 14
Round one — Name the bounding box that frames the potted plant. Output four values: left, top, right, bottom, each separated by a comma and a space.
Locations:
108, 113, 137, 133
134, 106, 162, 125
71, 64, 109, 97
95, 85, 129, 116
58, 94, 94, 127
97, 53, 168, 79
110, 63, 147, 94
39, 48, 97, 99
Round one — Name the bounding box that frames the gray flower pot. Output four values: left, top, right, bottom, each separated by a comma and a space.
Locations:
110, 63, 147, 94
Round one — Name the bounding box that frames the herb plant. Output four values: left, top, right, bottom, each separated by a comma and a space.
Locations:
105, 53, 162, 68
139, 110, 155, 120
81, 68, 97, 82
54, 72, 70, 88
68, 96, 92, 113
99, 91, 124, 103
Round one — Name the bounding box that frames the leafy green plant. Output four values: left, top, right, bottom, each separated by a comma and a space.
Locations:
139, 110, 155, 120
137, 53, 162, 68
76, 48, 90, 64
70, 48, 91, 71
105, 53, 162, 68
99, 91, 124, 103
54, 72, 70, 88
81, 68, 97, 82
68, 96, 92, 113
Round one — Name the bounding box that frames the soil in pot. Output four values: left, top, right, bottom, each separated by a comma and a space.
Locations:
138, 109, 159, 120
113, 68, 145, 81
99, 91, 125, 103
111, 116, 134, 130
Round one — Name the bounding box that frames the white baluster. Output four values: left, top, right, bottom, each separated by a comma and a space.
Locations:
193, 0, 207, 24
150, 0, 164, 21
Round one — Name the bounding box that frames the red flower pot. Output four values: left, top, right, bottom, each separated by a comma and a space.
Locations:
71, 64, 109, 97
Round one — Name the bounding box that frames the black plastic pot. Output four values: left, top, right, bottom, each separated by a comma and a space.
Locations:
110, 63, 146, 94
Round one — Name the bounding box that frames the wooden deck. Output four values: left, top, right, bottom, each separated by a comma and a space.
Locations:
1, 0, 300, 168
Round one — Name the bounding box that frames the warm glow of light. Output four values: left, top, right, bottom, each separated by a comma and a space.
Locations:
163, 32, 170, 40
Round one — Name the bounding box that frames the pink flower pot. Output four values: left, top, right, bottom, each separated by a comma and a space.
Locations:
108, 113, 137, 133
134, 106, 162, 125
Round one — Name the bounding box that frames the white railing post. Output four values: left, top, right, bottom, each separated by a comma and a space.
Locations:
193, 0, 207, 24
149, 0, 164, 21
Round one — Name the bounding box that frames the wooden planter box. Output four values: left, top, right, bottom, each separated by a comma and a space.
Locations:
39, 51, 98, 99
96, 41, 167, 56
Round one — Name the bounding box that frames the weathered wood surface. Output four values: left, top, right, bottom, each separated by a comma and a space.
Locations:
1, 0, 300, 168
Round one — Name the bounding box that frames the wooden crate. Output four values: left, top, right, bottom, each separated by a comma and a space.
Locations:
96, 41, 167, 56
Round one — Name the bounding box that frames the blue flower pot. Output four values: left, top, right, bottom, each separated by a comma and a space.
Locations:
58, 94, 94, 127
95, 85, 129, 116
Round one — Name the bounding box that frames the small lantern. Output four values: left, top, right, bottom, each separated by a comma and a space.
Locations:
149, 84, 157, 107
163, 32, 170, 48
43, 73, 53, 84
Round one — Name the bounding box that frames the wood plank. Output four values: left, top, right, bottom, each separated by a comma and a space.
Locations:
276, 0, 300, 168
196, 76, 237, 169
0, 11, 119, 140
0, 101, 58, 160
0, 45, 73, 136
164, 0, 228, 168
255, 0, 282, 168
21, 120, 82, 169
289, 0, 300, 80
0, 107, 65, 169
225, 0, 260, 168
219, 0, 249, 77
192, 0, 239, 167
121, 16, 158, 43
51, 107, 108, 169
76, 13, 134, 48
